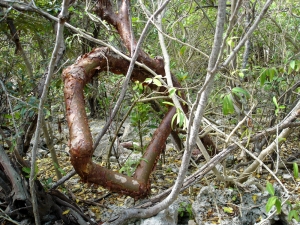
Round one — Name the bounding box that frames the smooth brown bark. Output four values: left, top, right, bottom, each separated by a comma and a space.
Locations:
63, 47, 178, 197
63, 0, 216, 198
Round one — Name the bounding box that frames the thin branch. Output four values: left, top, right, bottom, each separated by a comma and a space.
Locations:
135, 112, 300, 209
51, 170, 76, 189
193, 0, 215, 29
93, 0, 172, 149
225, 104, 256, 143
0, 1, 160, 78
222, 0, 274, 68
29, 1, 69, 224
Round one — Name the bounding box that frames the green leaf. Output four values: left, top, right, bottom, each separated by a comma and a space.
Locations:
269, 67, 278, 81
260, 69, 267, 86
278, 137, 286, 143
152, 78, 162, 87
13, 104, 23, 111
178, 111, 185, 128
133, 85, 138, 90
171, 114, 177, 129
169, 87, 176, 97
144, 78, 152, 84
58, 168, 66, 176
272, 96, 279, 108
222, 95, 234, 115
227, 39, 234, 47
232, 87, 250, 99
4, 114, 12, 119
293, 162, 299, 178
279, 105, 285, 109
238, 72, 244, 78
290, 60, 296, 70
266, 182, 275, 196
22, 167, 31, 174
288, 210, 300, 222
131, 17, 139, 22
275, 199, 282, 214
266, 196, 277, 213
162, 101, 175, 106
176, 110, 181, 125
44, 109, 51, 119
14, 111, 21, 119
179, 46, 187, 55
223, 206, 234, 214
138, 83, 143, 91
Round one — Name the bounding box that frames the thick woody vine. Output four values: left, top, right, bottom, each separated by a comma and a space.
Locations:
63, 0, 215, 198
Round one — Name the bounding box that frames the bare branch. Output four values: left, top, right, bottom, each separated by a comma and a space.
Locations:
29, 1, 70, 224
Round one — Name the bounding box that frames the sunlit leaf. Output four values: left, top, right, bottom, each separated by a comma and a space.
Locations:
266, 196, 277, 212
223, 207, 233, 214
62, 209, 70, 215
169, 87, 176, 97
144, 78, 152, 84
232, 87, 250, 99
266, 182, 275, 196
290, 60, 296, 70
152, 78, 162, 87
4, 114, 12, 119
163, 101, 175, 106
293, 163, 299, 178
171, 114, 177, 129
275, 199, 282, 214
227, 39, 234, 47
222, 95, 234, 115
179, 46, 187, 55
288, 210, 300, 222
272, 96, 278, 108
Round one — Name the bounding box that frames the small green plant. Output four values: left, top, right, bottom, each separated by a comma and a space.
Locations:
144, 75, 163, 87
222, 87, 250, 115
165, 167, 172, 173
22, 163, 39, 179
260, 67, 278, 86
53, 162, 66, 176
131, 80, 159, 151
265, 182, 281, 214
178, 202, 193, 218
265, 176, 300, 222
41, 177, 53, 191
119, 157, 148, 177
272, 96, 285, 116
293, 162, 299, 179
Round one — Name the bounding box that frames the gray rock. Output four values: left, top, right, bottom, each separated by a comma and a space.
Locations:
93, 134, 119, 158
140, 196, 190, 225
207, 164, 223, 175
192, 184, 274, 225
140, 206, 178, 225
192, 184, 299, 225
37, 148, 48, 157
122, 123, 136, 142
282, 173, 293, 181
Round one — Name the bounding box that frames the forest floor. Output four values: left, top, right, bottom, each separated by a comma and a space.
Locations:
35, 118, 300, 224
